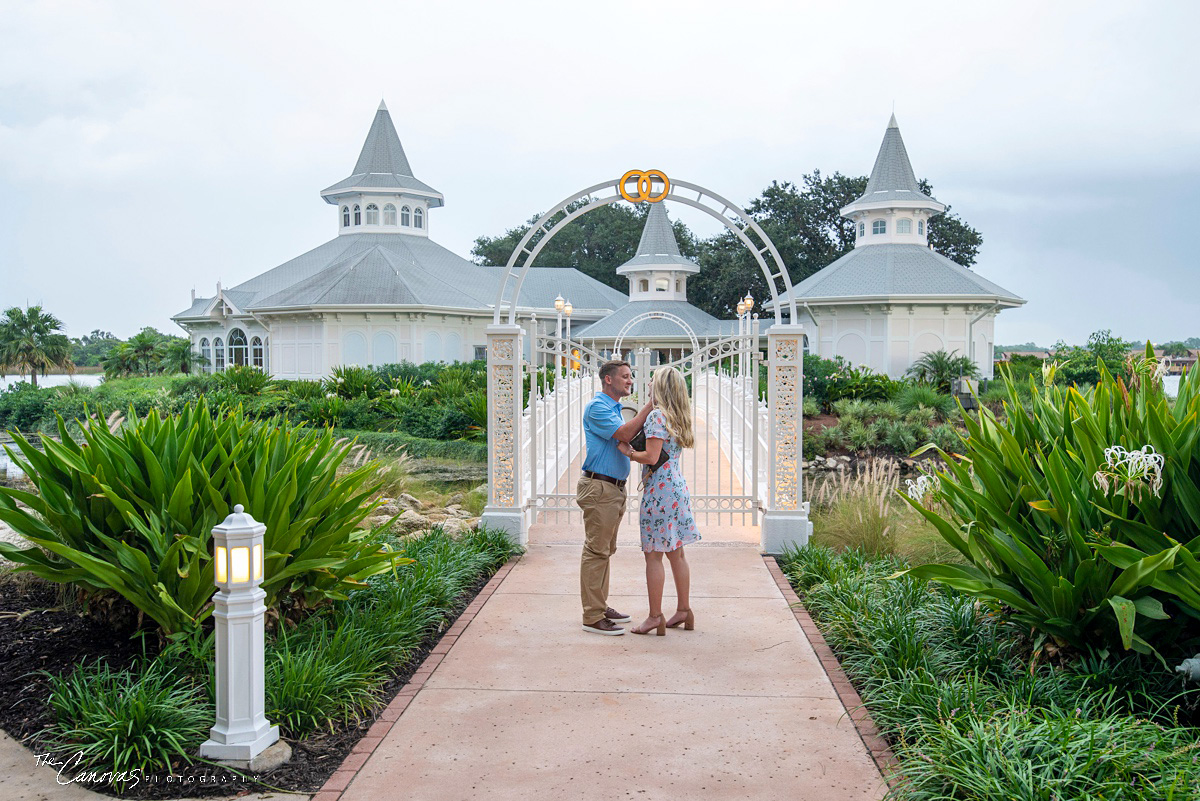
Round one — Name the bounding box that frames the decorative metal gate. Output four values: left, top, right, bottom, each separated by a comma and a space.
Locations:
522, 320, 766, 528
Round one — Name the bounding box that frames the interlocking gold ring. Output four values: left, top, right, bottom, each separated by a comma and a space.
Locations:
618, 169, 670, 203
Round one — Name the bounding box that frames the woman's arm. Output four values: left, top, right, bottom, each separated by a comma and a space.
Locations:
624, 437, 663, 465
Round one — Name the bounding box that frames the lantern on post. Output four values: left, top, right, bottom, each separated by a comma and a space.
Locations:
199, 505, 287, 767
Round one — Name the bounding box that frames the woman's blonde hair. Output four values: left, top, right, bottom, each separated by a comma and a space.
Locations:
651, 366, 694, 448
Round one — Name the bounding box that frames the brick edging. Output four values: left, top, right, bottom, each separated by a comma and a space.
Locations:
764, 556, 904, 791
311, 556, 521, 801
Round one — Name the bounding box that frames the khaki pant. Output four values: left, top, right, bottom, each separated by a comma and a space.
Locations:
577, 476, 627, 625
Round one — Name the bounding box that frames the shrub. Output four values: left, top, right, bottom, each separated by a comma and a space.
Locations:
894, 383, 956, 420
929, 423, 961, 454
830, 398, 872, 423
802, 396, 820, 418
286, 379, 326, 401
46, 658, 210, 781
0, 403, 399, 635
0, 382, 55, 431
845, 419, 877, 451
825, 363, 898, 404
900, 348, 1200, 660
336, 429, 488, 461
906, 348, 980, 393
326, 365, 380, 399
213, 365, 270, 395
879, 419, 918, 454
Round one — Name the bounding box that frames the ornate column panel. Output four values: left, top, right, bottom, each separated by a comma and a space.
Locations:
482, 324, 528, 545
762, 324, 813, 554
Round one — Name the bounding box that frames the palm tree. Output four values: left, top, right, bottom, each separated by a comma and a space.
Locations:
0, 305, 74, 388
126, 329, 165, 375
906, 349, 980, 394
162, 338, 207, 374
100, 342, 138, 378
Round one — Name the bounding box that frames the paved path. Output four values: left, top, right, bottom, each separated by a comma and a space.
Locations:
339, 427, 886, 800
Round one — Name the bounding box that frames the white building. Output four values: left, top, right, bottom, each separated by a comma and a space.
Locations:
767, 115, 1024, 378
173, 101, 626, 378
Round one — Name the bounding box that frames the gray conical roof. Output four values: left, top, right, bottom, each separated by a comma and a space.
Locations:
841, 115, 943, 215
615, 202, 699, 274
321, 101, 444, 206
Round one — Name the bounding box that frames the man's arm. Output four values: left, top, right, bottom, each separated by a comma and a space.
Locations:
613, 398, 653, 444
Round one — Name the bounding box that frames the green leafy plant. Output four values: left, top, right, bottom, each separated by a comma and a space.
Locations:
906, 349, 980, 394
213, 364, 270, 395
286, 379, 326, 402
0, 402, 400, 635
46, 658, 211, 782
325, 365, 380, 399
898, 349, 1200, 659
894, 383, 956, 420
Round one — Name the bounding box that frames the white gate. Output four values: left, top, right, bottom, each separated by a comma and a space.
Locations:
522, 321, 766, 528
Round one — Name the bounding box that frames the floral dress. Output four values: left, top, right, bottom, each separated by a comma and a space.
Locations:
639, 409, 701, 553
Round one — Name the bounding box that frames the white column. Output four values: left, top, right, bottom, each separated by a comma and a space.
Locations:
482, 324, 527, 545
762, 324, 813, 554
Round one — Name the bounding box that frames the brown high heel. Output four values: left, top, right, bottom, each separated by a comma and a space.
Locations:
666, 609, 694, 630
632, 614, 666, 636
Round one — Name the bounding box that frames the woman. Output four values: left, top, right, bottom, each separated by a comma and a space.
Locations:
619, 366, 699, 636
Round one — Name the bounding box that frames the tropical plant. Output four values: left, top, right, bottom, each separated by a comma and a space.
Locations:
214, 364, 271, 395
906, 349, 979, 394
0, 305, 74, 388
100, 342, 139, 378
162, 338, 207, 375
326, 365, 380, 399
125, 329, 166, 375
0, 402, 401, 635
824, 362, 898, 404
286, 379, 326, 402
898, 347, 1200, 659
894, 382, 957, 420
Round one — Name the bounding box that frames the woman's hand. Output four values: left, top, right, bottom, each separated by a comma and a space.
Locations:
617, 441, 633, 457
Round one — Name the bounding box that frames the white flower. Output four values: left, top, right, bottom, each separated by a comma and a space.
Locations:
905, 473, 941, 503
422, 379, 432, 386
336, 377, 345, 384
325, 393, 337, 399
389, 388, 400, 396
1093, 444, 1164, 499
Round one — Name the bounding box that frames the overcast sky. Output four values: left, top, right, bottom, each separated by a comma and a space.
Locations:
1, 0, 1197, 347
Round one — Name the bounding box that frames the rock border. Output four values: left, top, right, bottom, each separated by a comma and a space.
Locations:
764, 556, 904, 791
311, 556, 518, 801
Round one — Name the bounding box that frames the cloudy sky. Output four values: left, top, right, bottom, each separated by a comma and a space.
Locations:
1, 0, 1197, 347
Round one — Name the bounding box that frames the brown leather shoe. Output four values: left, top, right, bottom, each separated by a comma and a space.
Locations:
582, 618, 626, 636
605, 606, 631, 623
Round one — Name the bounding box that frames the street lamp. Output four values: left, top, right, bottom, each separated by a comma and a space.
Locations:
200, 505, 283, 767
563, 300, 573, 373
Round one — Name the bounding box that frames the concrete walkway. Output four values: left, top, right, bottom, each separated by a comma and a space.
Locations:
339, 520, 885, 798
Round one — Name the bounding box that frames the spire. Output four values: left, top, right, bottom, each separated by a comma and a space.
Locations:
321, 101, 444, 207
352, 104, 413, 177
616, 203, 699, 275
841, 114, 944, 215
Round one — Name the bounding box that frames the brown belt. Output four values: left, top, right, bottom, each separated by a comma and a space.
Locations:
583, 470, 627, 490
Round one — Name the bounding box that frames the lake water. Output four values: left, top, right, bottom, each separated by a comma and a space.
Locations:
0, 374, 105, 391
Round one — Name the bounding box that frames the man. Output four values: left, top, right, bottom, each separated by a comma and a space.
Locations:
578, 359, 654, 635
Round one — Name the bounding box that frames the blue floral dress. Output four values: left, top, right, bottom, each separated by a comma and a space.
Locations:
639, 409, 701, 553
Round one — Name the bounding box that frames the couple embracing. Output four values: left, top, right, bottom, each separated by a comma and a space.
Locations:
576, 359, 699, 637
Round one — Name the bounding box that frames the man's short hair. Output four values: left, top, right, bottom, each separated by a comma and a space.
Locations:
598, 360, 630, 383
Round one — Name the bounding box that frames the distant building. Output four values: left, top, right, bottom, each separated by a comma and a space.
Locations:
767, 116, 1025, 379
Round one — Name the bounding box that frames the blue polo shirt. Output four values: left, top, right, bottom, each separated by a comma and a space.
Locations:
581, 392, 630, 481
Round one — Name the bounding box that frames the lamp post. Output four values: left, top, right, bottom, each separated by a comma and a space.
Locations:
199, 505, 287, 769
563, 300, 573, 374
554, 295, 565, 377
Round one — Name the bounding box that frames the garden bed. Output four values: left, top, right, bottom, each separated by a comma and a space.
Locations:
0, 529, 519, 799
777, 546, 1200, 799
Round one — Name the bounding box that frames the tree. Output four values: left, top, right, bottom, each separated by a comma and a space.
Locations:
1053, 329, 1133, 387
162, 338, 207, 374
471, 200, 698, 293
69, 329, 120, 367
0, 306, 74, 388
125, 328, 166, 375
1159, 341, 1191, 358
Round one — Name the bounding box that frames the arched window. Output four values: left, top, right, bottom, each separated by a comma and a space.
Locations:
372, 332, 396, 365
227, 328, 248, 367
897, 218, 912, 234
365, 203, 379, 225
341, 206, 350, 227
858, 221, 865, 237
383, 204, 397, 225
353, 204, 361, 225
251, 336, 264, 368
655, 277, 669, 291
424, 330, 442, 363
638, 279, 649, 292
342, 332, 367, 366
675, 279, 682, 292
414, 208, 424, 229
918, 219, 925, 236
872, 219, 886, 235
400, 206, 411, 226
213, 337, 225, 371
445, 332, 462, 363
199, 338, 211, 371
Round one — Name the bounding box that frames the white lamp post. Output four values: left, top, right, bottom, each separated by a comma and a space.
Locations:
563, 300, 573, 374
554, 295, 565, 378
199, 504, 285, 768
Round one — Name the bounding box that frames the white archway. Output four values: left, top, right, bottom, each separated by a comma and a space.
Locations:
491, 174, 798, 325
611, 310, 700, 355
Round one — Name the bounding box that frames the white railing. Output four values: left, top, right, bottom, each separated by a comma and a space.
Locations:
521, 374, 595, 516
695, 368, 769, 509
